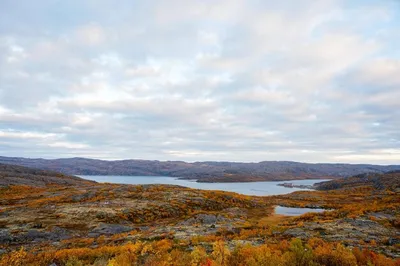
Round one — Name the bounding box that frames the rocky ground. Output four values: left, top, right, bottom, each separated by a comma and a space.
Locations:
0, 182, 398, 259
0, 165, 399, 265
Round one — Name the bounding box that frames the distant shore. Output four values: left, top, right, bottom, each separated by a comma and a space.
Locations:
277, 182, 315, 189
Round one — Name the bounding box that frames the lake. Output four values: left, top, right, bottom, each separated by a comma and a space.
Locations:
79, 175, 330, 196
275, 206, 327, 216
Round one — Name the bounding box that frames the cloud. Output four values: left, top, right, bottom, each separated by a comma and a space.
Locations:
349, 58, 400, 90
0, 0, 399, 164
75, 23, 106, 46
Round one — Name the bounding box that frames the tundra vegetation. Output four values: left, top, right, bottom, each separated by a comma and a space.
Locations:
0, 164, 399, 265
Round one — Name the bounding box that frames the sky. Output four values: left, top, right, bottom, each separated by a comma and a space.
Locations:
0, 0, 399, 164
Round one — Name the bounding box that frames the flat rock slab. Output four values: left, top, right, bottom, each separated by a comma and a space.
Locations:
178, 214, 228, 226
89, 223, 133, 237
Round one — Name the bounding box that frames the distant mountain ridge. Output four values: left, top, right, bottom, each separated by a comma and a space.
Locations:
0, 156, 399, 182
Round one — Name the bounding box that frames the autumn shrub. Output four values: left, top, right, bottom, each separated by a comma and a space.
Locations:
107, 252, 137, 266
211, 240, 231, 266
283, 238, 317, 266
169, 249, 192, 266
0, 247, 27, 266
190, 246, 208, 266
1, 238, 399, 266
228, 244, 284, 266
352, 247, 400, 266
64, 256, 84, 266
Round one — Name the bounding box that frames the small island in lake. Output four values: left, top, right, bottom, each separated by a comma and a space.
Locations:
277, 182, 314, 189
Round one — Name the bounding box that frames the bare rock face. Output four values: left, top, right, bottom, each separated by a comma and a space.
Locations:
0, 230, 12, 244
89, 223, 133, 237
0, 227, 71, 245
283, 227, 311, 239
284, 217, 398, 250
178, 214, 228, 226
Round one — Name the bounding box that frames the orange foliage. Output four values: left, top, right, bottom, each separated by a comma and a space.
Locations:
1, 238, 398, 266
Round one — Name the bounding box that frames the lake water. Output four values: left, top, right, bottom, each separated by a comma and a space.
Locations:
275, 206, 327, 216
79, 175, 330, 196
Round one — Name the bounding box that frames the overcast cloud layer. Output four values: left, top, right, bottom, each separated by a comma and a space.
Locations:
0, 0, 399, 164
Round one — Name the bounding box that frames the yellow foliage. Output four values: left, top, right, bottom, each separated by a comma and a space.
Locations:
0, 247, 27, 266
1, 238, 399, 266
152, 239, 173, 254
107, 251, 137, 266
211, 240, 231, 266
190, 246, 208, 266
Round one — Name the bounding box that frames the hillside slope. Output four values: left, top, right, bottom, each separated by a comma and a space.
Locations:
0, 163, 95, 187
315, 171, 400, 191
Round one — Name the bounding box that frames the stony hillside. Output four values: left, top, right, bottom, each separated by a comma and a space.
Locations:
0, 163, 95, 187
0, 156, 399, 182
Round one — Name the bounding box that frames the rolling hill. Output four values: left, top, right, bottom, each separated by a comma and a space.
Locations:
0, 163, 95, 187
